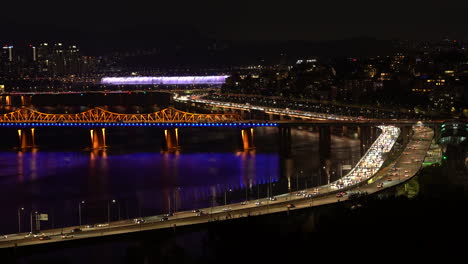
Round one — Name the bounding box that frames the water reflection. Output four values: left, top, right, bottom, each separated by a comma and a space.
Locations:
0, 125, 361, 234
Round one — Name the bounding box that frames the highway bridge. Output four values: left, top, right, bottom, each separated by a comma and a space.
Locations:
0, 124, 435, 249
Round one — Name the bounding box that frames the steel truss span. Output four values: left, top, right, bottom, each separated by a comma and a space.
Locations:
0, 107, 242, 123
101, 76, 229, 85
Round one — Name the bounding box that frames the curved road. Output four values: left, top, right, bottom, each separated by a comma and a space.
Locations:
0, 124, 434, 249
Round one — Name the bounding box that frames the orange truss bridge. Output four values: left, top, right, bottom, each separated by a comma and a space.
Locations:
0, 107, 246, 124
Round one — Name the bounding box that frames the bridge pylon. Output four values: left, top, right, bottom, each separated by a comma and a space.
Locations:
17, 128, 35, 150
163, 128, 180, 151
278, 127, 292, 157
241, 128, 255, 150
90, 128, 106, 149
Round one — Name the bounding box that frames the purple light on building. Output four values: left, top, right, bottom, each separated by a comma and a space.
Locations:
101, 76, 229, 85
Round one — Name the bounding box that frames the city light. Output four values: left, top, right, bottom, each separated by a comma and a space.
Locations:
101, 76, 230, 85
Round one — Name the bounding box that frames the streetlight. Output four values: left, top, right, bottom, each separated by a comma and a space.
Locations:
30, 210, 38, 234
17, 207, 24, 233
296, 172, 299, 192
108, 199, 117, 224
224, 189, 232, 206
174, 188, 181, 213
78, 201, 85, 228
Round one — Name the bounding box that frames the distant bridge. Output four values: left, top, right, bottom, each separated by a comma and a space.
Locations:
0, 107, 263, 150
0, 107, 242, 123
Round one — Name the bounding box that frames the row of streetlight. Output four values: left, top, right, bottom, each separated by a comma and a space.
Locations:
17, 208, 40, 234
16, 199, 122, 234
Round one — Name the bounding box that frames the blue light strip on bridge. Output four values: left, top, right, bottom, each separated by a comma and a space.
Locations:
0, 122, 278, 128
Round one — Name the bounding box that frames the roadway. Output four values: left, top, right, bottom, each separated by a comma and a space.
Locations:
177, 95, 445, 125
0, 124, 434, 249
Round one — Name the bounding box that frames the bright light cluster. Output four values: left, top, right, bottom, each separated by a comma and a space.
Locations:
101, 76, 229, 85
177, 97, 356, 121
329, 125, 400, 190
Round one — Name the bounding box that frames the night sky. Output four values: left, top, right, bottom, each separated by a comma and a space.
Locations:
2, 0, 468, 49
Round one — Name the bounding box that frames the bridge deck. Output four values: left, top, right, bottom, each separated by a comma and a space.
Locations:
0, 125, 434, 249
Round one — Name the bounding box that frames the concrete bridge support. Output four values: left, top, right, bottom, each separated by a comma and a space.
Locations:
268, 113, 275, 121
17, 128, 35, 149
21, 95, 32, 106
318, 126, 332, 185
241, 128, 255, 150
396, 126, 411, 147
358, 126, 372, 156
90, 128, 106, 149
163, 128, 180, 151
319, 126, 331, 159
5, 95, 12, 106
278, 127, 292, 157
342, 126, 348, 137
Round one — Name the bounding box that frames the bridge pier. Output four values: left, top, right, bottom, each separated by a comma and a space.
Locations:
342, 126, 348, 137
319, 126, 331, 158
5, 95, 12, 106
241, 128, 255, 150
358, 126, 372, 156
397, 126, 411, 146
17, 128, 35, 149
278, 127, 292, 157
90, 128, 106, 149
163, 128, 180, 151
21, 95, 32, 106
268, 113, 275, 121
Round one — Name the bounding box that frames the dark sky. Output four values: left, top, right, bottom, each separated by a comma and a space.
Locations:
2, 0, 468, 43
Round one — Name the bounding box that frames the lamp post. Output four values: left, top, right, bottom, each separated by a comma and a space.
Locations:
108, 199, 116, 224
17, 207, 24, 233
30, 211, 38, 234
296, 171, 299, 192
224, 189, 231, 206
78, 201, 85, 228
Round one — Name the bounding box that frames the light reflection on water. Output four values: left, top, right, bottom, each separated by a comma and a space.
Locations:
0, 127, 361, 234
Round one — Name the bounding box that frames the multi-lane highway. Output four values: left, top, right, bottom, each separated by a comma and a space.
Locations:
0, 124, 434, 249
176, 95, 445, 125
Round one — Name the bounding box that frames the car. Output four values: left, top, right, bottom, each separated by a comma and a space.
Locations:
192, 209, 200, 213
340, 191, 347, 195
85, 224, 95, 228
295, 192, 303, 196
240, 201, 247, 205
160, 217, 169, 221
404, 170, 409, 173
336, 193, 343, 198
306, 194, 313, 198
96, 223, 108, 227
377, 183, 384, 188
25, 232, 45, 238
404, 174, 410, 177
222, 208, 231, 211
255, 201, 261, 206
196, 211, 205, 216
38, 235, 51, 240
71, 228, 82, 233
61, 234, 74, 239
287, 204, 295, 208
1, 235, 7, 239
134, 218, 145, 224
269, 197, 277, 201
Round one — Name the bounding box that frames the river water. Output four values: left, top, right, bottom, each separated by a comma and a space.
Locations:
0, 93, 362, 236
